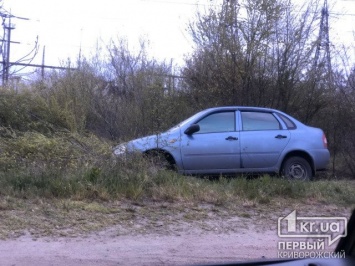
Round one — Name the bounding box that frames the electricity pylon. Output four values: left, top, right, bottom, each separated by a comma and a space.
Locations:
313, 0, 332, 87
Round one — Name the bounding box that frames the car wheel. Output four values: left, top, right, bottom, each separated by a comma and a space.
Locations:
145, 151, 175, 171
282, 156, 312, 181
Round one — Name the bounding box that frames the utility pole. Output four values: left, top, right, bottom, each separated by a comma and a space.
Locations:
0, 11, 30, 85
0, 10, 76, 85
41, 46, 45, 79
2, 15, 16, 85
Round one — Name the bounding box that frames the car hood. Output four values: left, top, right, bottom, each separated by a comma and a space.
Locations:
126, 134, 159, 152
127, 129, 181, 152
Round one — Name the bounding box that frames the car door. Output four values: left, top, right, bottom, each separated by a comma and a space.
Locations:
239, 111, 290, 168
180, 111, 241, 172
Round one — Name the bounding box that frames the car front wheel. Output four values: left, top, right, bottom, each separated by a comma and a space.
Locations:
282, 156, 312, 181
145, 150, 176, 171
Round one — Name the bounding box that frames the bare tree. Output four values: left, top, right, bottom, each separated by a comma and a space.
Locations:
183, 0, 323, 116
85, 38, 192, 140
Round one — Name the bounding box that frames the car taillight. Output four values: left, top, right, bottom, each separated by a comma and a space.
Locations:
322, 133, 328, 148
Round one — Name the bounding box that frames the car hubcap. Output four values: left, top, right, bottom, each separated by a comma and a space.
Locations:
288, 164, 306, 180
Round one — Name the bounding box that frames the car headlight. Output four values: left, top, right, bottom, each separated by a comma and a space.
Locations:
113, 143, 127, 156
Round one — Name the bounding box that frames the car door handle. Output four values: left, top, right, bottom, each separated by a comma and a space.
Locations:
225, 136, 238, 141
275, 134, 287, 139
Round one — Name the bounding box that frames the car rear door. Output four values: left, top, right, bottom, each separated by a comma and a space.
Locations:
238, 111, 290, 168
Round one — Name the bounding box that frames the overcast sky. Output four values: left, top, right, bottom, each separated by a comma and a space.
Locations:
2, 0, 355, 72
3, 0, 209, 68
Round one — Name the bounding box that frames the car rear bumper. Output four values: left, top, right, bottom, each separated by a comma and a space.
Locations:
311, 149, 330, 170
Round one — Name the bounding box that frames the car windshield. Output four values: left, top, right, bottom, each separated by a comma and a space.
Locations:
167, 110, 206, 132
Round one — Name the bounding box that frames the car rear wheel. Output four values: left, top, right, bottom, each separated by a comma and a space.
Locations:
282, 156, 312, 181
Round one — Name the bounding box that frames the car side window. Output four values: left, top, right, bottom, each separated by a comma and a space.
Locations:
241, 111, 281, 131
197, 112, 235, 133
277, 113, 297, 129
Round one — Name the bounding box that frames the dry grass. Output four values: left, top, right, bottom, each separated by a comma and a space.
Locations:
0, 191, 353, 240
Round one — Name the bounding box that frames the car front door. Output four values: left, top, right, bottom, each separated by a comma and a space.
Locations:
180, 111, 241, 172
239, 111, 290, 168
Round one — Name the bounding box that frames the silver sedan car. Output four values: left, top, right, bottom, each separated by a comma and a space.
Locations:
114, 107, 330, 180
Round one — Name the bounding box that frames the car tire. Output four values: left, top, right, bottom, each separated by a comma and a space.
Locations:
145, 151, 175, 171
282, 156, 312, 181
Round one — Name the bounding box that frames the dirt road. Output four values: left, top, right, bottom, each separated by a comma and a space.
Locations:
0, 201, 350, 265
0, 226, 278, 266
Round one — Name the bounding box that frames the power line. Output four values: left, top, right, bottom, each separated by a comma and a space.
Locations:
140, 0, 215, 6
1, 61, 76, 71
329, 12, 355, 16
0, 10, 67, 84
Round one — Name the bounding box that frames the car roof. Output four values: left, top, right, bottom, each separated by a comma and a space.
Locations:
204, 106, 281, 113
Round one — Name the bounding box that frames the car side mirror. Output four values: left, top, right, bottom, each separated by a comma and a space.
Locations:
184, 124, 200, 135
